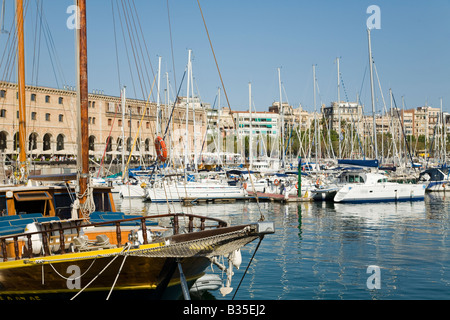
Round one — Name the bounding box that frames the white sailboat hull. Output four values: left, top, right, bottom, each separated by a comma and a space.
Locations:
334, 182, 426, 203
144, 182, 247, 202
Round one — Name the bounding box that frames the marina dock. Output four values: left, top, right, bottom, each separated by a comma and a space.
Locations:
247, 191, 313, 203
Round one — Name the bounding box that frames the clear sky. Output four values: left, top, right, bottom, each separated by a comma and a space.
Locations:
1, 0, 449, 113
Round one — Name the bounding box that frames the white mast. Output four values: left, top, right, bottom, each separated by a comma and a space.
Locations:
313, 64, 318, 170
185, 50, 191, 169
121, 86, 126, 180
278, 67, 284, 169
191, 56, 197, 171
336, 57, 341, 158
367, 28, 378, 159
217, 87, 221, 156
249, 82, 253, 170
156, 56, 162, 136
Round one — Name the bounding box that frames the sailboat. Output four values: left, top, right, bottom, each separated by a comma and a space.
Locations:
0, 0, 273, 300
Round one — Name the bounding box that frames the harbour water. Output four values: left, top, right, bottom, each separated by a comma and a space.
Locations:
114, 194, 450, 300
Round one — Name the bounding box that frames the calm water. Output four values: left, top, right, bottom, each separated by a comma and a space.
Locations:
114, 193, 450, 300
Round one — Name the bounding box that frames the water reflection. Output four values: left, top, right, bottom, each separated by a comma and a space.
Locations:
113, 194, 450, 300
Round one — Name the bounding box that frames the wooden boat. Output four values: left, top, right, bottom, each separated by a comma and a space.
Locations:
0, 182, 272, 300
0, 0, 274, 300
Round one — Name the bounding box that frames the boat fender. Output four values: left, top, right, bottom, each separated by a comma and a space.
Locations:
229, 249, 242, 269
23, 222, 43, 255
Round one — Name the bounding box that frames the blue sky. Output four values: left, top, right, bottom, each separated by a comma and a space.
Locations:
1, 0, 449, 113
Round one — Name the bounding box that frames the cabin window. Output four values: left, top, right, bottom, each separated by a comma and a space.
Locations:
93, 191, 112, 212
14, 191, 52, 216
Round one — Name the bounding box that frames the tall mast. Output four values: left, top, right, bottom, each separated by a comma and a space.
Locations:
367, 28, 377, 159
185, 50, 191, 170
249, 82, 252, 170
278, 68, 284, 169
156, 56, 162, 136
313, 64, 318, 169
76, 0, 89, 219
16, 0, 27, 183
336, 57, 341, 159
121, 86, 126, 180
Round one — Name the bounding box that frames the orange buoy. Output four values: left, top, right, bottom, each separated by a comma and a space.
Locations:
155, 136, 168, 162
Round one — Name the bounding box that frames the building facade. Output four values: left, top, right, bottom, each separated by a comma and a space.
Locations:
0, 81, 206, 163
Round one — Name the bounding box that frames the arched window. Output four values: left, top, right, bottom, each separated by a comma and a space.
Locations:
13, 132, 19, 151
126, 137, 131, 152
56, 134, 64, 151
43, 133, 52, 151
28, 132, 38, 151
88, 135, 95, 151
105, 136, 112, 152
0, 131, 7, 151
116, 137, 123, 151
135, 138, 140, 151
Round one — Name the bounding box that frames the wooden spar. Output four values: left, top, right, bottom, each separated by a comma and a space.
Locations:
16, 0, 27, 181
77, 0, 89, 219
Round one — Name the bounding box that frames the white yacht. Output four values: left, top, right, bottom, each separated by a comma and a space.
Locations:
333, 170, 426, 203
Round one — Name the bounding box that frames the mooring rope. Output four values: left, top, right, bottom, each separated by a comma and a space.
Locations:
70, 243, 131, 300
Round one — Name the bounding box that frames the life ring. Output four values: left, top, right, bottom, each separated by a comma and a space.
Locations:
274, 179, 280, 186
154, 136, 168, 162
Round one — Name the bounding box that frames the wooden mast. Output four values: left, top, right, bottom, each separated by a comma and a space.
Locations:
77, 0, 89, 219
16, 0, 27, 183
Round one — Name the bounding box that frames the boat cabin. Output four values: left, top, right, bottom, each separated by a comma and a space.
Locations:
338, 170, 388, 185
0, 184, 115, 220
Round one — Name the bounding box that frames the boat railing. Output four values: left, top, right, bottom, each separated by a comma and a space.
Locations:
0, 213, 228, 262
